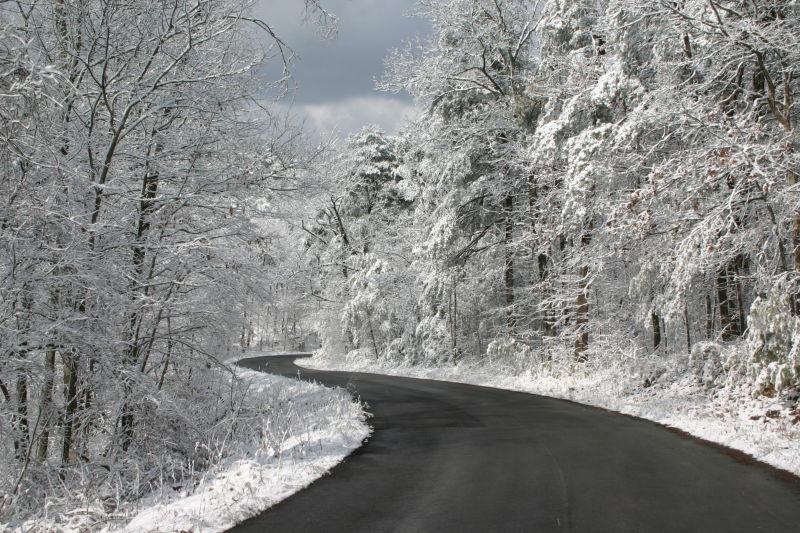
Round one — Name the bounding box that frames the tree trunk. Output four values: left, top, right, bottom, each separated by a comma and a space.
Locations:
330, 197, 351, 279
716, 265, 740, 341
78, 360, 94, 460
684, 303, 692, 355
528, 176, 553, 336
61, 351, 79, 466
705, 291, 715, 339
575, 264, 590, 361
537, 253, 554, 336
15, 365, 29, 460
790, 163, 800, 312
240, 323, 247, 349
118, 137, 165, 450
734, 254, 747, 334
503, 195, 515, 334
36, 345, 57, 462
0, 377, 10, 403
368, 318, 380, 359
757, 52, 798, 311
450, 274, 458, 353
651, 312, 662, 349
158, 315, 173, 391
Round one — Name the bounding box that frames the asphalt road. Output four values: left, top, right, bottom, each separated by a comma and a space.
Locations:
232, 355, 800, 533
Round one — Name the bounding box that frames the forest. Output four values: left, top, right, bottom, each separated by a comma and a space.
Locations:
2, 0, 800, 530
307, 0, 800, 397
0, 0, 338, 527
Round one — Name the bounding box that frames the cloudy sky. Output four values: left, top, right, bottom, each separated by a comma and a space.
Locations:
253, 0, 431, 139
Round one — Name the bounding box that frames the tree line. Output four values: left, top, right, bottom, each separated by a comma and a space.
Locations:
0, 0, 330, 519
305, 0, 800, 396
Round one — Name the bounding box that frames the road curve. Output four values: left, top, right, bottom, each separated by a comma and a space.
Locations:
232, 355, 800, 533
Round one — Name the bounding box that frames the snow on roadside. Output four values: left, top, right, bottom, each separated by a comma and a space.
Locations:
118, 365, 370, 533
8, 359, 370, 533
298, 354, 800, 477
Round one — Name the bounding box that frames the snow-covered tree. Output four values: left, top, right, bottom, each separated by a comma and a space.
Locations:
0, 0, 334, 520
312, 0, 800, 398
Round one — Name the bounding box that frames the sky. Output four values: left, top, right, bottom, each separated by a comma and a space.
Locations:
253, 0, 431, 140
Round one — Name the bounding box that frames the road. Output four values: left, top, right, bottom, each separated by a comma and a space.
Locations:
232, 354, 800, 532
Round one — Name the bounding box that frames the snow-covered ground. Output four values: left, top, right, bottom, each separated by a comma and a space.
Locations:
298, 352, 800, 477
6, 355, 370, 533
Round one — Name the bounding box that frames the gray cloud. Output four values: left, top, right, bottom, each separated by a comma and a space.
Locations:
299, 95, 421, 137
253, 0, 430, 137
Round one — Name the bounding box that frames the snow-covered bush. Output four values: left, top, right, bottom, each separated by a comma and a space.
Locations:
486, 337, 535, 375
748, 291, 800, 395
690, 342, 725, 389
4, 366, 368, 532
342, 255, 410, 360
415, 315, 453, 363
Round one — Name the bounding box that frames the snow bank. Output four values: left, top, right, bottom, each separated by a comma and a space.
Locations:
298, 353, 800, 477
6, 360, 370, 533
118, 366, 370, 533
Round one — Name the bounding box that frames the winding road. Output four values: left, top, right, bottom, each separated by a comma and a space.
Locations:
233, 354, 800, 532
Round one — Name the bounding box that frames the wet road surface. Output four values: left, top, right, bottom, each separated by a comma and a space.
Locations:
231, 354, 800, 532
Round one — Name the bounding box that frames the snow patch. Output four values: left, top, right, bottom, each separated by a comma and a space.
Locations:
7, 360, 370, 533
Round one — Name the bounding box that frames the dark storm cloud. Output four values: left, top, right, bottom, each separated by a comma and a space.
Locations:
253, 0, 431, 136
